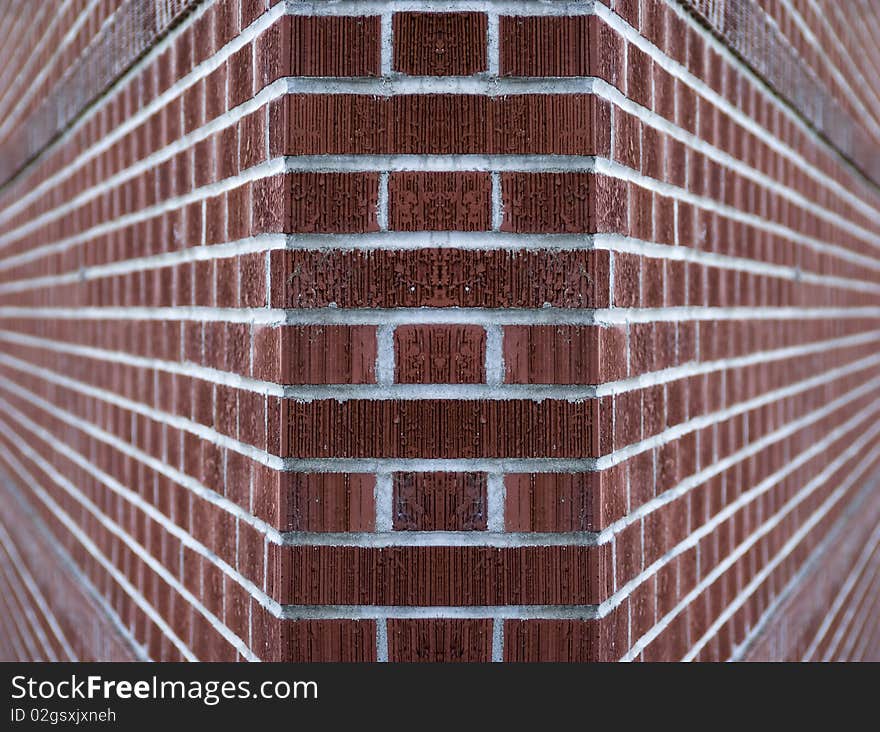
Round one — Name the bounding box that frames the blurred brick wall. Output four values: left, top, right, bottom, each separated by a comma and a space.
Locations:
0, 0, 879, 662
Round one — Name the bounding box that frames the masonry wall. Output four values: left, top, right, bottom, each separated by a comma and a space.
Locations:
0, 0, 879, 663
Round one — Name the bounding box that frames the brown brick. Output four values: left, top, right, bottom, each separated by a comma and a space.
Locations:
283, 400, 597, 458
394, 325, 486, 383
281, 473, 376, 532
505, 473, 604, 532
387, 619, 493, 661
393, 12, 488, 75
503, 325, 599, 383
278, 544, 611, 604
393, 472, 487, 530
289, 173, 379, 233
388, 172, 492, 231
271, 249, 611, 309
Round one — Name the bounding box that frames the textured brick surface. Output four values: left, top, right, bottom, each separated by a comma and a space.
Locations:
1, 0, 879, 663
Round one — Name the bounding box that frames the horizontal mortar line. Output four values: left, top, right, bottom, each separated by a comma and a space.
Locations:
1, 326, 878, 405
838, 572, 880, 661
596, 1, 880, 207
812, 0, 880, 126
4, 148, 880, 280
0, 441, 197, 661
4, 227, 877, 299
732, 523, 880, 663
0, 548, 58, 661
0, 523, 78, 662
592, 374, 880, 546
0, 369, 288, 543
593, 158, 880, 273
594, 354, 880, 471
0, 416, 261, 661
0, 337, 876, 504
646, 439, 880, 661
0, 0, 81, 124
781, 0, 880, 132
284, 153, 597, 171
1, 305, 879, 327
0, 394, 289, 623
285, 75, 598, 95
0, 0, 121, 143
592, 306, 880, 325
678, 452, 880, 663
822, 531, 880, 659
591, 78, 880, 248
0, 351, 873, 565
799, 526, 880, 661
278, 605, 600, 621
0, 542, 69, 662
0, 0, 284, 207
0, 153, 287, 253
0, 77, 289, 245
595, 399, 880, 620
0, 0, 105, 141
0, 475, 149, 662
0, 559, 49, 661
283, 1, 597, 13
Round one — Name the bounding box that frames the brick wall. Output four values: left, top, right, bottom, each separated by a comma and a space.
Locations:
0, 0, 879, 662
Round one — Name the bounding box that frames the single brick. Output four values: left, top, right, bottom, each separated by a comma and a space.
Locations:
279, 544, 611, 604
282, 325, 377, 384
289, 173, 379, 233
388, 172, 492, 230
505, 473, 605, 532
501, 173, 592, 233
283, 399, 597, 458
504, 325, 624, 384
252, 325, 377, 383
387, 619, 493, 661
394, 325, 486, 384
281, 473, 376, 532
270, 249, 611, 309
393, 12, 488, 75
393, 472, 488, 530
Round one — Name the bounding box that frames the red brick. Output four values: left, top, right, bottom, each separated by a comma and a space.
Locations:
394, 325, 486, 384
393, 12, 488, 75
388, 172, 492, 231
393, 472, 487, 530
387, 619, 493, 661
